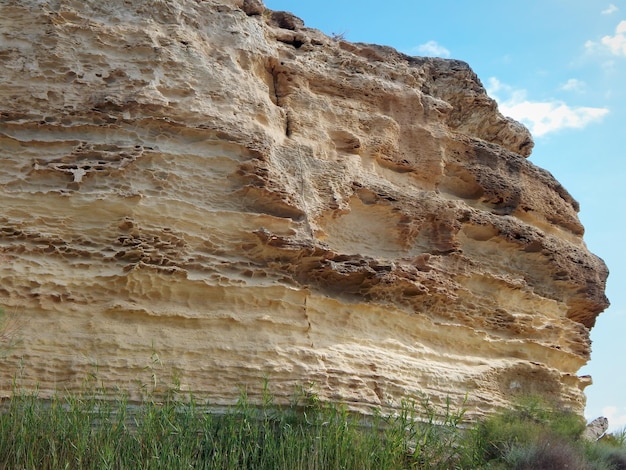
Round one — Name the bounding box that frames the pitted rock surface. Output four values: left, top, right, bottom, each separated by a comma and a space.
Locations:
0, 0, 608, 418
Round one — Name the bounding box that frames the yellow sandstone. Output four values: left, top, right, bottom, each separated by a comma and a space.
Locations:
0, 0, 608, 419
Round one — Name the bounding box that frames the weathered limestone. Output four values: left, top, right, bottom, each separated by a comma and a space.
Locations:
0, 0, 608, 419
584, 417, 609, 441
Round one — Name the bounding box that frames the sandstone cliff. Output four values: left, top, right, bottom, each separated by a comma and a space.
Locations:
0, 0, 609, 418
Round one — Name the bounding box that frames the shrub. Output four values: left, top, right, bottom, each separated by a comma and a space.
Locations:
584, 441, 626, 470
602, 427, 626, 448
473, 395, 586, 467
503, 437, 588, 470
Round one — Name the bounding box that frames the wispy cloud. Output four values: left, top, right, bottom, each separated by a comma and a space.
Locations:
586, 20, 626, 56
487, 78, 609, 137
602, 3, 619, 15
559, 78, 586, 92
410, 40, 450, 58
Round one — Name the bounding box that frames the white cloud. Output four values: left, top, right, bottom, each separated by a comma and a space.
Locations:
559, 78, 586, 92
587, 20, 626, 56
502, 101, 608, 137
602, 406, 626, 432
487, 77, 609, 137
585, 39, 595, 50
601, 20, 626, 55
602, 4, 619, 15
411, 40, 450, 58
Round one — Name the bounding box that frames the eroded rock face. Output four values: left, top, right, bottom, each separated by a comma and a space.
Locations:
0, 0, 609, 417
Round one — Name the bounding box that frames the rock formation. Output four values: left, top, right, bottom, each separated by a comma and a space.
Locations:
0, 0, 609, 419
584, 416, 609, 441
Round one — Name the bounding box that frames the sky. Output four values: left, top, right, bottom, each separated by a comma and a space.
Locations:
264, 0, 626, 431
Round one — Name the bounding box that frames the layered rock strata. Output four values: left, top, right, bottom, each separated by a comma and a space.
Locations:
0, 0, 609, 418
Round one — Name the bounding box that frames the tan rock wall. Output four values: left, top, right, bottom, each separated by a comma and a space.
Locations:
0, 0, 608, 418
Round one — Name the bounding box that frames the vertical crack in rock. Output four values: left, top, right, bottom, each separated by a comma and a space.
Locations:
268, 58, 292, 137
0, 0, 608, 422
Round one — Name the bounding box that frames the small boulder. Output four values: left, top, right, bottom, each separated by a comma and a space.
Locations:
583, 416, 609, 441
269, 11, 304, 30
242, 0, 264, 16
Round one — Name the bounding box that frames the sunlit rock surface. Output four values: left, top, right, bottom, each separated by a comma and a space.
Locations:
0, 0, 609, 418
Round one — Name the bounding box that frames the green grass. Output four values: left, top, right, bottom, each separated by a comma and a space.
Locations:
1, 383, 626, 469
0, 382, 469, 470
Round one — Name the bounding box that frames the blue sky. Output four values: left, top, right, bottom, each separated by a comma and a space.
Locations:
264, 0, 626, 430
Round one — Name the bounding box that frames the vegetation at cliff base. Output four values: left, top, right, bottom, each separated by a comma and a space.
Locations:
1, 383, 626, 469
